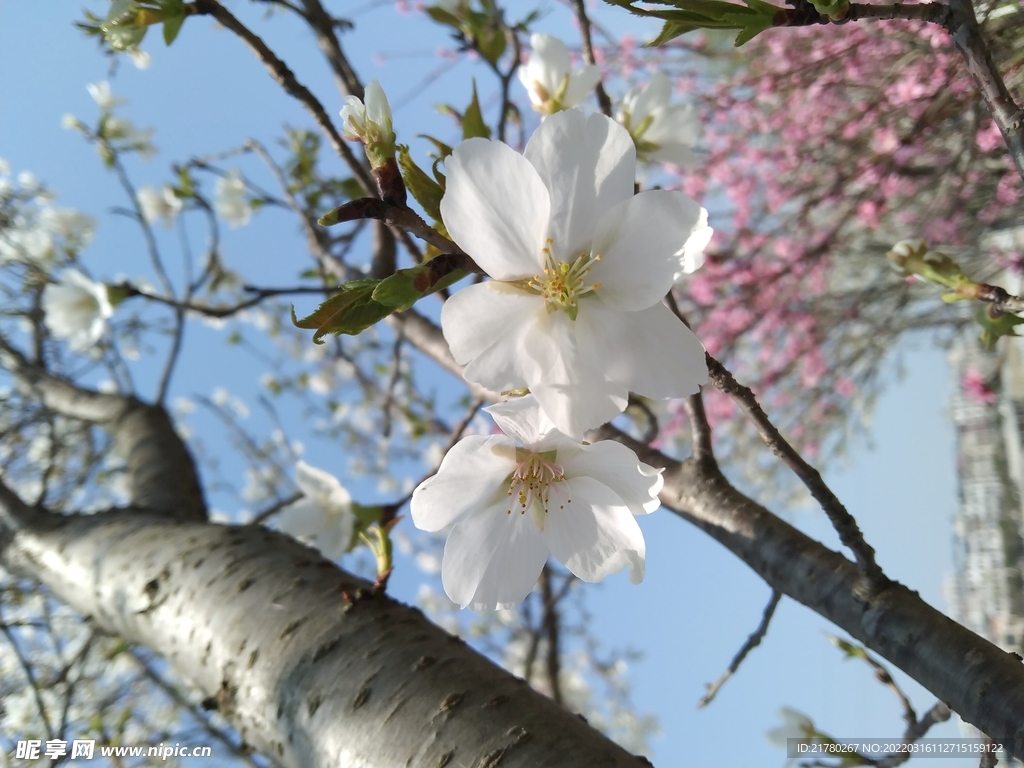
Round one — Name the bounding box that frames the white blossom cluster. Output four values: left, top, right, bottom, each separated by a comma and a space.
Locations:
332, 49, 712, 612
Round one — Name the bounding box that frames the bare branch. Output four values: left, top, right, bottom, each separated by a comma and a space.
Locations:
698, 589, 781, 708
0, 339, 206, 520
569, 0, 613, 117
704, 353, 886, 592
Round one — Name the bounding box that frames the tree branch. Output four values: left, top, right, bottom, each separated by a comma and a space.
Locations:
698, 589, 781, 708
0, 339, 206, 520
0, 501, 656, 768
569, 0, 613, 117
189, 0, 376, 195
590, 425, 1024, 760
704, 353, 886, 593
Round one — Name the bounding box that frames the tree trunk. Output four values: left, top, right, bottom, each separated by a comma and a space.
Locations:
1, 508, 653, 768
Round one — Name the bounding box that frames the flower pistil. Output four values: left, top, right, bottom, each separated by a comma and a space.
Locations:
521, 239, 602, 320
507, 447, 570, 530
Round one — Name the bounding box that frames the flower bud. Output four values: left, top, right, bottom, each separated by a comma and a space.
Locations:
340, 81, 397, 170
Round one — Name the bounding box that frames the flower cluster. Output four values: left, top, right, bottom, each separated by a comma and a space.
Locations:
402, 100, 710, 610
41, 270, 114, 352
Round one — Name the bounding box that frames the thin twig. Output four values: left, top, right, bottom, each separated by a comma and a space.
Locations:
698, 589, 781, 707
569, 0, 613, 117
189, 0, 376, 195
705, 354, 886, 593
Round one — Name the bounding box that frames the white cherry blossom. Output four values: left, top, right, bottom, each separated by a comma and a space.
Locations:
410, 396, 663, 611
518, 34, 601, 115
766, 707, 816, 749
339, 80, 394, 146
617, 71, 701, 167
214, 168, 252, 228
137, 184, 182, 228
276, 461, 355, 560
42, 270, 114, 351
440, 109, 710, 437
86, 81, 124, 110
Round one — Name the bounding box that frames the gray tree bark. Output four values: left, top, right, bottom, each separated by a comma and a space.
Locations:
0, 339, 652, 768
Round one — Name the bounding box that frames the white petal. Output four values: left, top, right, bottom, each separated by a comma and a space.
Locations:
485, 395, 565, 448
411, 435, 514, 532
441, 139, 550, 280
589, 190, 707, 310
526, 34, 571, 97
563, 65, 602, 109
631, 71, 672, 122
440, 281, 539, 368
524, 110, 634, 259
644, 102, 701, 150
363, 80, 392, 126
678, 215, 712, 276
542, 476, 646, 584
513, 304, 628, 436
441, 501, 550, 610
576, 301, 707, 400
532, 380, 627, 439
295, 461, 351, 507
562, 441, 663, 516
647, 143, 697, 168
277, 498, 327, 539
317, 513, 355, 560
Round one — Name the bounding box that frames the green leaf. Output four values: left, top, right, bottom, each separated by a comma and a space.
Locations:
292, 258, 469, 340
425, 6, 462, 27
291, 280, 383, 342
397, 145, 444, 222
420, 135, 454, 161
162, 12, 185, 45
605, 0, 782, 46
477, 25, 507, 66
462, 80, 492, 140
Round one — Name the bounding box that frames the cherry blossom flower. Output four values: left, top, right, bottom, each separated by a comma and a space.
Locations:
137, 184, 182, 228
340, 80, 393, 143
276, 461, 355, 560
41, 270, 114, 351
617, 71, 701, 167
214, 168, 251, 228
440, 109, 710, 437
410, 397, 663, 611
518, 34, 601, 115
766, 706, 816, 749
86, 81, 124, 110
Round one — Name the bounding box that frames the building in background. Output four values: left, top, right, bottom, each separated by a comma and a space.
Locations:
946, 330, 1024, 652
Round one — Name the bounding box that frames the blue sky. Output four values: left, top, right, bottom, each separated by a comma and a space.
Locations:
0, 2, 970, 765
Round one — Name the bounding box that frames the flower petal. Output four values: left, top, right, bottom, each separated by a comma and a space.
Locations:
589, 190, 708, 310
411, 435, 514, 532
295, 460, 350, 506
277, 498, 326, 539
631, 72, 672, 122
576, 301, 707, 399
562, 440, 663, 516
441, 139, 550, 280
485, 395, 562, 448
441, 501, 550, 610
440, 281, 540, 372
525, 33, 571, 97
563, 65, 602, 109
542, 475, 646, 584
644, 103, 701, 150
524, 110, 635, 259
512, 305, 628, 436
